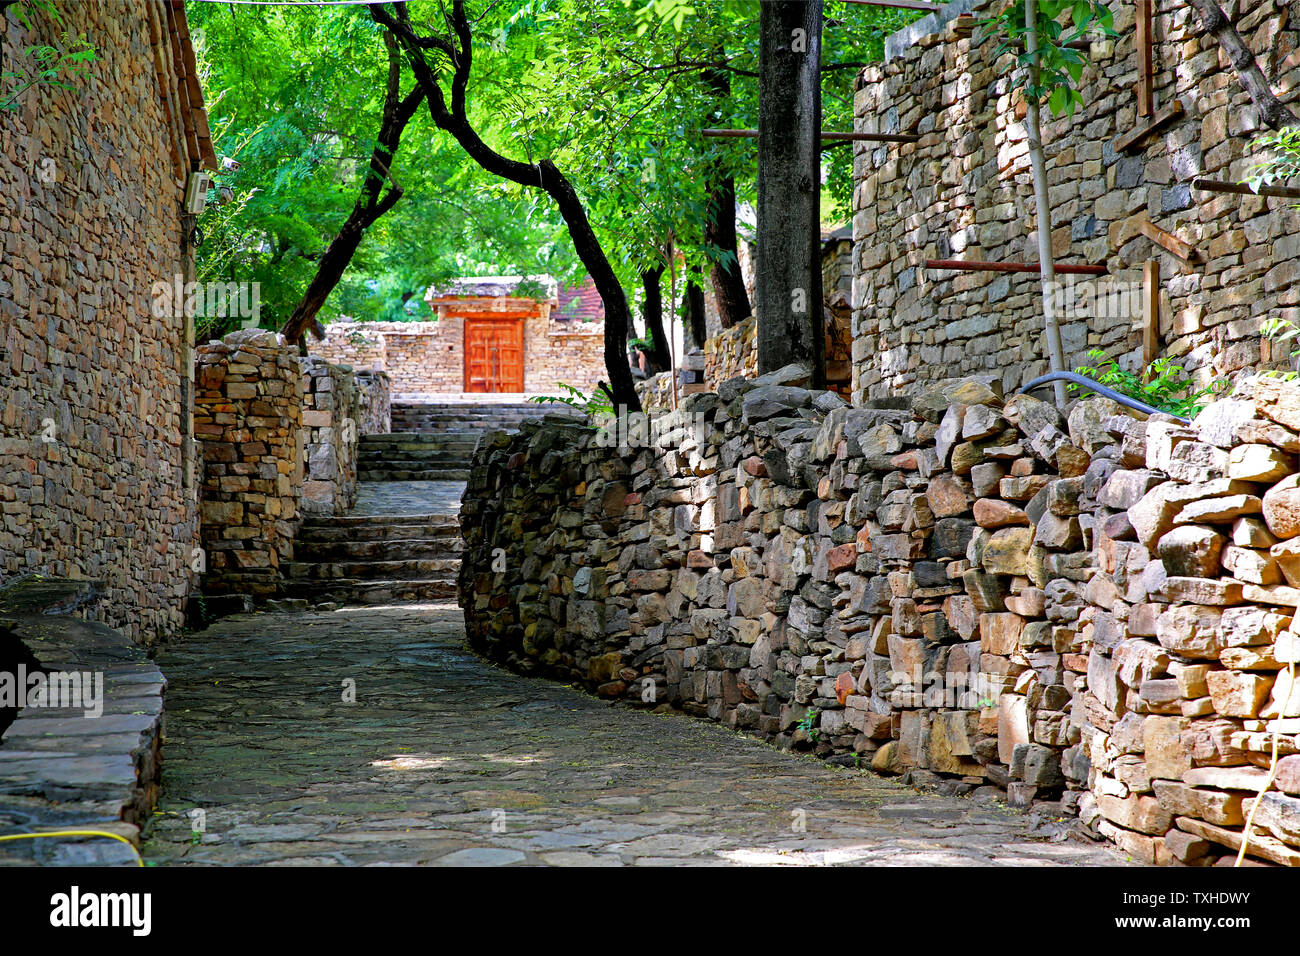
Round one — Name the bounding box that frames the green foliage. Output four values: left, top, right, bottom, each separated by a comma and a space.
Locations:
796, 708, 820, 743
1245, 126, 1300, 195
979, 1, 1116, 117
1072, 349, 1226, 418
528, 382, 614, 417
188, 0, 913, 338
1260, 312, 1300, 381
628, 327, 656, 353
1, 1, 97, 111
189, 2, 577, 332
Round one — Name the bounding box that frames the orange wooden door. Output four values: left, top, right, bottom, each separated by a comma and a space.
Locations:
464, 318, 525, 392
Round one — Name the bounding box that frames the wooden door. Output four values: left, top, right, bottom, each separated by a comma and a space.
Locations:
464, 317, 525, 393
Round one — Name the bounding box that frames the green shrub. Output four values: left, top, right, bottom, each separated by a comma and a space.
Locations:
1071, 350, 1225, 419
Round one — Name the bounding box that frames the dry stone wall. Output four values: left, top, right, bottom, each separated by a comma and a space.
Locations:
461, 374, 1300, 866
194, 332, 305, 598
301, 359, 361, 515
354, 369, 392, 435
851, 1, 1300, 401
0, 0, 202, 643
194, 332, 368, 594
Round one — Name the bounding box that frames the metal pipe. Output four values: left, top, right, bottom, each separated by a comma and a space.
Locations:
1016, 371, 1190, 424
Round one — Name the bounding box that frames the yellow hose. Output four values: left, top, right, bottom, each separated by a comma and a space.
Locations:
0, 830, 144, 867
1236, 655, 1297, 866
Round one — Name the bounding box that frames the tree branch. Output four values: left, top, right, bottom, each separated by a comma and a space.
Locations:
278, 34, 425, 345
372, 0, 642, 412
1187, 0, 1298, 129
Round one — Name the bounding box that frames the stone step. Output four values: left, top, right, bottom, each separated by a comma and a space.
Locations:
358, 467, 471, 481
296, 518, 459, 542
293, 536, 463, 562
361, 432, 481, 445
278, 577, 458, 605
300, 511, 457, 529
358, 448, 476, 462
283, 557, 460, 581
389, 402, 582, 435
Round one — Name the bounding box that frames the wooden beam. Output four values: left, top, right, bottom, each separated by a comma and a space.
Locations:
1136, 0, 1154, 118
701, 128, 920, 144
1143, 259, 1160, 376
1136, 217, 1203, 263
836, 0, 940, 11
1194, 177, 1300, 201
925, 259, 1109, 276
1114, 99, 1184, 153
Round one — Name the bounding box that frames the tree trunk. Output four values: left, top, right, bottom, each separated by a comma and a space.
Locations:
683, 277, 707, 349
705, 174, 752, 331
1025, 0, 1067, 406
280, 38, 423, 346
702, 53, 752, 330
1187, 0, 1299, 130
639, 266, 673, 373
756, 0, 825, 388
372, 1, 641, 412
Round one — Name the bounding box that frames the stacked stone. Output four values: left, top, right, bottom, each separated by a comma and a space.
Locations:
310, 323, 388, 371
194, 330, 304, 598
460, 414, 640, 690
1079, 377, 1300, 866
851, 1, 1300, 404
461, 374, 1300, 865
353, 369, 392, 435
300, 358, 361, 516
634, 353, 708, 412
0, 0, 200, 644
703, 316, 758, 391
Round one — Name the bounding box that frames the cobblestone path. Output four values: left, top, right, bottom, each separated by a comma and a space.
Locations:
143, 603, 1124, 866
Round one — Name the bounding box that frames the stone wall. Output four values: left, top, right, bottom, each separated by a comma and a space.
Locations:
704, 316, 759, 390
0, 0, 208, 644
301, 358, 361, 515
702, 238, 856, 396
851, 1, 1300, 402
311, 315, 605, 397
461, 375, 1300, 865
355, 369, 392, 435
194, 332, 305, 598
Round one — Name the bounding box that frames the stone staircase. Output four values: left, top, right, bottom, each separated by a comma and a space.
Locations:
282, 512, 463, 605
390, 400, 578, 434
361, 401, 581, 481
357, 432, 479, 482
281, 400, 580, 606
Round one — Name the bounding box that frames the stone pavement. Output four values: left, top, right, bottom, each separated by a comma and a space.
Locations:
142, 603, 1126, 866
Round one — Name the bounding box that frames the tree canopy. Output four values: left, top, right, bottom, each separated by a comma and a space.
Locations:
191, 0, 918, 342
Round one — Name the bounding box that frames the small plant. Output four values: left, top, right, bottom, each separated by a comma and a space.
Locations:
796, 708, 820, 743
528, 382, 614, 417
1245, 126, 1300, 195
978, 1, 1117, 116
1261, 313, 1300, 380
628, 328, 655, 354
1071, 349, 1226, 418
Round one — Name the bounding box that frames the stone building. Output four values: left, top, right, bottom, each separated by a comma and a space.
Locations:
0, 0, 216, 643
851, 0, 1300, 402
311, 275, 607, 398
